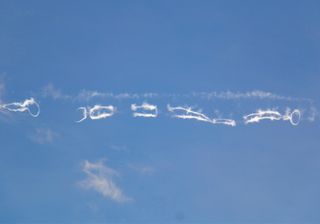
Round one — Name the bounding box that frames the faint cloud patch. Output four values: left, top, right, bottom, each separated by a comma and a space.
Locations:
79, 160, 132, 203
307, 106, 319, 122
128, 163, 154, 176
87, 202, 99, 213
41, 83, 71, 100
0, 73, 6, 103
109, 144, 130, 153
0, 75, 11, 121
29, 128, 58, 144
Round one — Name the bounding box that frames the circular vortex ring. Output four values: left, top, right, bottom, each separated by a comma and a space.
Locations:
289, 109, 301, 126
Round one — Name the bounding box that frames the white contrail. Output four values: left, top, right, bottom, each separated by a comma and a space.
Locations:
76, 90, 159, 101
0, 98, 40, 117
167, 105, 236, 126
76, 105, 116, 122
212, 118, 236, 127
243, 108, 301, 126
77, 107, 88, 123
42, 84, 311, 103
191, 90, 311, 102
131, 103, 158, 118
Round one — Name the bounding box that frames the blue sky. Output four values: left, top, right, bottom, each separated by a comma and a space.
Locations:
1, 0, 320, 223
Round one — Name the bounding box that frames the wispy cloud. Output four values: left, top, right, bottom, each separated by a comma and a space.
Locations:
128, 164, 154, 176
29, 128, 58, 144
75, 90, 309, 102
75, 90, 159, 101
41, 84, 309, 102
0, 78, 5, 103
79, 160, 131, 203
41, 83, 71, 100
191, 90, 311, 101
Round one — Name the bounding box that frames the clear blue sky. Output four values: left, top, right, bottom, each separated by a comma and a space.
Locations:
0, 0, 320, 223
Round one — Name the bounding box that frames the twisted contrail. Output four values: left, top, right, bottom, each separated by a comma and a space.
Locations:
167, 105, 236, 126
243, 108, 301, 126
77, 105, 116, 122
0, 98, 40, 117
131, 103, 158, 118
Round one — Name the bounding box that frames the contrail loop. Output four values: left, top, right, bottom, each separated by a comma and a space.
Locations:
131, 103, 158, 118
0, 98, 40, 117
243, 108, 301, 126
76, 105, 116, 122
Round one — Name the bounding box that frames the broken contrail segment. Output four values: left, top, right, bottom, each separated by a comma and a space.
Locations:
131, 103, 158, 118
167, 105, 236, 126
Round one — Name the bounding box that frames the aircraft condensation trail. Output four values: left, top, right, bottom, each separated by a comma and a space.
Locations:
0, 98, 40, 117
167, 104, 237, 126
243, 108, 301, 126
131, 103, 158, 118
77, 105, 116, 122
75, 103, 303, 126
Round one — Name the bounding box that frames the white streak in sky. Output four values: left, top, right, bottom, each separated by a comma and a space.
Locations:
76, 90, 158, 101
167, 105, 236, 126
191, 90, 311, 102
243, 108, 301, 126
41, 84, 310, 103
79, 160, 131, 203
131, 103, 158, 118
76, 105, 116, 122
74, 90, 311, 102
0, 98, 40, 117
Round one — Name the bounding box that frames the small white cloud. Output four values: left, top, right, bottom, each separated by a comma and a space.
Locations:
79, 160, 131, 203
75, 90, 158, 101
29, 128, 58, 144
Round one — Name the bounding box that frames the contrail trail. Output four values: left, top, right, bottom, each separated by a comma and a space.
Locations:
190, 91, 311, 102
243, 108, 301, 126
131, 103, 158, 118
167, 105, 236, 126
41, 84, 312, 103
0, 98, 40, 117
77, 105, 116, 122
